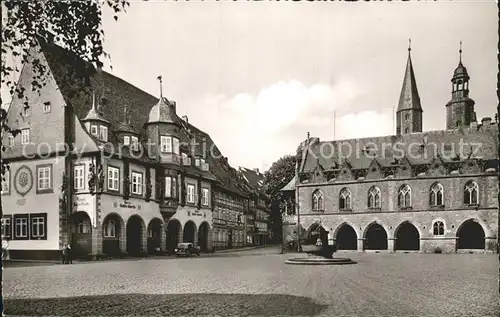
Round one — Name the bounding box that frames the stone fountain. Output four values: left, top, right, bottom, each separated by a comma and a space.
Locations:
285, 227, 356, 265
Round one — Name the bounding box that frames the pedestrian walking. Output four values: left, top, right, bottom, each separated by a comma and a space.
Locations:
61, 245, 68, 264
2, 238, 10, 260
66, 244, 73, 264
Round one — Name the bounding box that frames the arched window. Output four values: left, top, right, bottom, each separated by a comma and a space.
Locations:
312, 189, 324, 212
398, 184, 411, 208
339, 188, 351, 210
432, 221, 445, 236
464, 181, 479, 205
368, 186, 381, 208
429, 183, 444, 206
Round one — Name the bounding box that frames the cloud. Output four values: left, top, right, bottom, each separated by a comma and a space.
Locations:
335, 109, 394, 140
185, 79, 377, 171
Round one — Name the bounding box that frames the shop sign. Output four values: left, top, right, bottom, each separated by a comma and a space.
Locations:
113, 200, 142, 210
73, 195, 91, 208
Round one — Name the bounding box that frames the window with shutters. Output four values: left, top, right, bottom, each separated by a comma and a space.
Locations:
74, 165, 85, 190
131, 172, 143, 195
202, 188, 209, 206
187, 184, 195, 203
37, 165, 52, 193
108, 166, 120, 191
160, 136, 172, 153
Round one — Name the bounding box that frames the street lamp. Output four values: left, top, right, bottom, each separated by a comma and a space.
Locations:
296, 188, 301, 253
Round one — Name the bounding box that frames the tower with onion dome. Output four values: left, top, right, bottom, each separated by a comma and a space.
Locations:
446, 42, 477, 130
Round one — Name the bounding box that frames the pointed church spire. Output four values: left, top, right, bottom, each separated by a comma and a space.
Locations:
83, 90, 109, 123
396, 39, 423, 134
397, 39, 422, 112
91, 90, 97, 111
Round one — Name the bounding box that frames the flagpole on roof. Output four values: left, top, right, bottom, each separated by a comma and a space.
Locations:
157, 75, 163, 99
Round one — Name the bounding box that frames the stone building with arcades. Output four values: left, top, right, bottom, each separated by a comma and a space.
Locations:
286, 45, 498, 254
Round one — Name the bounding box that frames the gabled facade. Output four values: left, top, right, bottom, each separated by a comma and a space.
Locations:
1, 40, 252, 260
239, 167, 271, 246
289, 44, 498, 254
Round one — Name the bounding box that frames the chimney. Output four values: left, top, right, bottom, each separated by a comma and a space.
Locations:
253, 168, 259, 174
481, 117, 492, 127
182, 115, 189, 126
191, 133, 197, 157
171, 100, 176, 113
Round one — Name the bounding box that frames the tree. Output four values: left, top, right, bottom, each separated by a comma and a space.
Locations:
263, 155, 297, 242
0, 0, 128, 284
1, 0, 129, 155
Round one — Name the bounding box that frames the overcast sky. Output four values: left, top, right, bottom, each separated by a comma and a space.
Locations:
2, 2, 497, 172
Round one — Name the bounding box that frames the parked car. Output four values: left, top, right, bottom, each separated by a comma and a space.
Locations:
174, 243, 200, 257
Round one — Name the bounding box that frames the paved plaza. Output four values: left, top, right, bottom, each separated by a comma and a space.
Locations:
3, 248, 499, 316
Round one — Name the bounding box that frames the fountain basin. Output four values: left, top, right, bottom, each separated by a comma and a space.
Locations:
285, 256, 356, 265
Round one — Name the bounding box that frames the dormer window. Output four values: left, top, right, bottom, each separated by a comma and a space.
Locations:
124, 136, 130, 145
99, 126, 108, 142
131, 136, 139, 151
21, 129, 30, 144
160, 136, 180, 154
91, 125, 98, 136
160, 136, 172, 153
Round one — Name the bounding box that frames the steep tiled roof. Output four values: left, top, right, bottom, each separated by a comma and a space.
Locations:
185, 124, 250, 196
147, 97, 177, 125
39, 40, 249, 196
239, 167, 265, 190
280, 175, 297, 192
300, 125, 499, 174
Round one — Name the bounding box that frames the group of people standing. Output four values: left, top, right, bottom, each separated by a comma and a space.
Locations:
61, 244, 73, 264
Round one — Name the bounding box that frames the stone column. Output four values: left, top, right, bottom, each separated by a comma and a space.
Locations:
91, 224, 103, 256
357, 238, 364, 252
141, 223, 148, 253
119, 220, 127, 253
178, 225, 183, 244
160, 224, 167, 252
387, 238, 395, 252
207, 228, 213, 251
485, 237, 497, 252
193, 228, 199, 246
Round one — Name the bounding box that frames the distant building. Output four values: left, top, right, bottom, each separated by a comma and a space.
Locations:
239, 167, 271, 246
283, 45, 498, 253
1, 39, 252, 260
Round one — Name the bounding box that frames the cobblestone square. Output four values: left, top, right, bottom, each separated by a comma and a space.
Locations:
3, 249, 499, 316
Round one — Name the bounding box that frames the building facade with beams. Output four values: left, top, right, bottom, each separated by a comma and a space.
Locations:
239, 167, 271, 246
288, 46, 498, 253
1, 40, 252, 260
